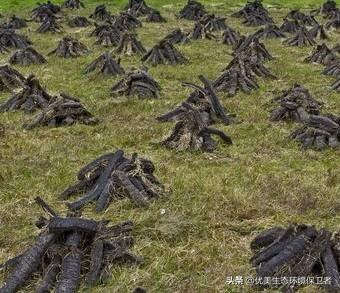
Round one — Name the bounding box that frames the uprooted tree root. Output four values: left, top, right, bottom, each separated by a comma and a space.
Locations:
115, 32, 146, 56
61, 150, 165, 211
10, 46, 47, 66
250, 224, 340, 291
68, 16, 91, 28
0, 197, 142, 293
142, 40, 187, 65
0, 65, 26, 92
270, 84, 322, 123
84, 52, 125, 76
0, 74, 52, 113
160, 76, 233, 152
305, 43, 337, 66
48, 36, 89, 58
111, 67, 161, 99
23, 93, 98, 129
291, 114, 340, 150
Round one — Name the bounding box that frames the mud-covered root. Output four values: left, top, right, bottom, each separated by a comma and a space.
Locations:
23, 93, 98, 129
283, 27, 316, 47
48, 36, 89, 58
37, 16, 63, 33
63, 0, 85, 9
142, 40, 187, 65
125, 0, 155, 17
254, 24, 286, 39
291, 114, 340, 150
280, 18, 302, 34
305, 43, 337, 66
0, 29, 32, 49
84, 51, 125, 76
308, 24, 329, 40
0, 15, 27, 29
0, 74, 52, 113
188, 21, 216, 40
221, 26, 241, 46
146, 10, 166, 23
323, 61, 340, 77
61, 150, 164, 211
0, 65, 25, 92
331, 77, 340, 92
270, 84, 322, 123
158, 75, 233, 125
250, 224, 340, 291
89, 5, 112, 21
10, 46, 47, 66
177, 0, 207, 21
68, 16, 91, 28
115, 32, 146, 56
111, 67, 161, 99
163, 29, 190, 45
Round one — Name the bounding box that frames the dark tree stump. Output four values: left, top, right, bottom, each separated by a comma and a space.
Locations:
200, 14, 227, 31
10, 46, 47, 66
232, 0, 270, 20
31, 1, 61, 22
178, 0, 207, 21
94, 25, 121, 47
114, 12, 142, 30
68, 16, 91, 28
115, 32, 146, 56
48, 36, 89, 58
234, 36, 273, 62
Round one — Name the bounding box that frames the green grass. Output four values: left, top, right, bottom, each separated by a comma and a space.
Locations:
0, 0, 339, 292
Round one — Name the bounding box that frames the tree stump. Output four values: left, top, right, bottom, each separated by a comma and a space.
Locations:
48, 36, 89, 58
63, 0, 85, 9
23, 93, 98, 129
178, 0, 207, 21
270, 84, 322, 123
0, 197, 142, 292
283, 27, 316, 47
142, 40, 187, 65
115, 32, 146, 56
163, 29, 190, 45
111, 67, 160, 99
0, 65, 25, 92
61, 150, 164, 211
92, 24, 121, 47
68, 16, 91, 28
232, 0, 270, 20
10, 46, 47, 66
0, 74, 52, 113
0, 29, 32, 49
84, 52, 125, 77
305, 43, 337, 66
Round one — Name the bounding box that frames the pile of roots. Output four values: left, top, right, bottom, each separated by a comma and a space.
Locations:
24, 93, 98, 129
0, 15, 27, 29
250, 224, 340, 291
178, 0, 207, 21
63, 0, 85, 9
270, 84, 322, 123
37, 16, 63, 33
160, 76, 233, 152
0, 197, 142, 292
111, 67, 160, 99
291, 114, 340, 150
283, 27, 316, 47
61, 150, 164, 211
115, 32, 146, 56
0, 28, 32, 49
0, 74, 52, 113
0, 65, 25, 92
89, 5, 112, 21
68, 16, 91, 28
10, 46, 46, 66
142, 40, 187, 65
84, 52, 125, 77
48, 36, 89, 58
163, 29, 190, 45
305, 43, 337, 65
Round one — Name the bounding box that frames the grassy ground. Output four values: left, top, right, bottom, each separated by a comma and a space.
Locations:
0, 0, 339, 292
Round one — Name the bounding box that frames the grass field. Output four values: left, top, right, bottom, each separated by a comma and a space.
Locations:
0, 0, 339, 292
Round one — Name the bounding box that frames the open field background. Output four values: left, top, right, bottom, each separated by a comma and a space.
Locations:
0, 0, 339, 292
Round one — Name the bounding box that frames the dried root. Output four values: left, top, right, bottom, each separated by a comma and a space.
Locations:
48, 36, 89, 58
63, 0, 85, 9
23, 93, 98, 129
250, 224, 340, 291
283, 27, 316, 47
0, 65, 25, 92
0, 198, 142, 292
305, 43, 337, 66
115, 32, 146, 56
61, 150, 164, 210
0, 29, 32, 49
291, 114, 340, 150
270, 84, 322, 123
141, 40, 187, 65
0, 74, 52, 113
68, 16, 91, 28
10, 46, 47, 66
178, 0, 206, 21
84, 52, 125, 77
111, 67, 160, 99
